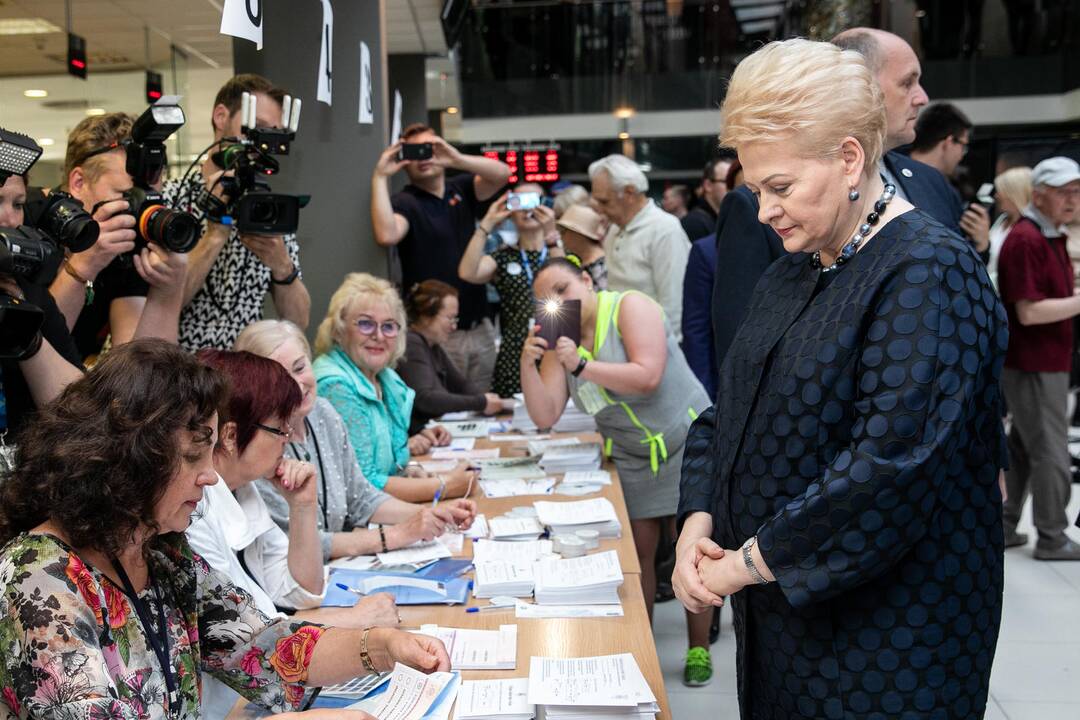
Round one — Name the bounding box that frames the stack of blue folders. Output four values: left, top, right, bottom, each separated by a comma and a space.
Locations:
324, 558, 473, 607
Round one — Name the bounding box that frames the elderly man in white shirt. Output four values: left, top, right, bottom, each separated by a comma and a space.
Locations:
589, 154, 691, 341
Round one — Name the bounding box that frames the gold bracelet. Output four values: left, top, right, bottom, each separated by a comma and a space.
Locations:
360, 627, 377, 673
63, 260, 94, 305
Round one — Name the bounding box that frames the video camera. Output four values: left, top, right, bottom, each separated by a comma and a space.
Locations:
198, 91, 307, 234
118, 101, 199, 256
0, 129, 100, 359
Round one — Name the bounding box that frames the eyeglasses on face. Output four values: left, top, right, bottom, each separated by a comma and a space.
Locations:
354, 317, 401, 338
255, 422, 293, 440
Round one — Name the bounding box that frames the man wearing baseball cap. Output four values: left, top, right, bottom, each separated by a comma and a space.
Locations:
997, 156, 1080, 559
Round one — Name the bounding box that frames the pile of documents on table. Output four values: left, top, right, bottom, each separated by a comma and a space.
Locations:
534, 497, 622, 538
511, 395, 596, 434
533, 550, 623, 605
454, 678, 533, 720
472, 539, 554, 597
489, 515, 545, 541
417, 624, 517, 670
537, 442, 603, 474
528, 654, 658, 719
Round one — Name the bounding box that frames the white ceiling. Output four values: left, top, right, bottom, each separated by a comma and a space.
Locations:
386, 0, 448, 55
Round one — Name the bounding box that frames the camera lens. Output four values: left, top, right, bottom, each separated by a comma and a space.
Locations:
248, 198, 280, 225
139, 204, 199, 253
38, 191, 99, 253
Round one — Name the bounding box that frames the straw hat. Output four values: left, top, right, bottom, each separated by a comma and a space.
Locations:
557, 204, 606, 242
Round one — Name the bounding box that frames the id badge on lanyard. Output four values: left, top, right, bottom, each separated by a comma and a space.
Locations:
575, 379, 610, 416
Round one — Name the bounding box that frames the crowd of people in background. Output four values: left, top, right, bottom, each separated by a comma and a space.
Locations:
0, 22, 1079, 720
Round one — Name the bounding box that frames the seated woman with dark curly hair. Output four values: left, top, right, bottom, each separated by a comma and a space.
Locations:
0, 338, 449, 719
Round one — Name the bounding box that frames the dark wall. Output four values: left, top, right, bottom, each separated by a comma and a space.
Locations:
387, 53, 428, 197
234, 0, 388, 340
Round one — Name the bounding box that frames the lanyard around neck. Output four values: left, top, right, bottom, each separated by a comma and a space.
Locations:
519, 244, 548, 286
110, 556, 179, 715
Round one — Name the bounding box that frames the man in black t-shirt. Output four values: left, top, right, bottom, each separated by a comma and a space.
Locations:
371, 124, 510, 392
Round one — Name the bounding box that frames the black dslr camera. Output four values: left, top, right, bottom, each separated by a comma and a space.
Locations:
0, 129, 100, 359
198, 91, 307, 235
116, 102, 199, 255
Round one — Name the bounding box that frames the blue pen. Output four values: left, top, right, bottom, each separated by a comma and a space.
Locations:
431, 485, 443, 508
466, 605, 512, 613
335, 582, 366, 596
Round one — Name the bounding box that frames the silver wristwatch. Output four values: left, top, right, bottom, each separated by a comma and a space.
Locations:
742, 536, 770, 585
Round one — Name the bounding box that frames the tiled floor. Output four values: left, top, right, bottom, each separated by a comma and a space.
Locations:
652, 490, 1080, 719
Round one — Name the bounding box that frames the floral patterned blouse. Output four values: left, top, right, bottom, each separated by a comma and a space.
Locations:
0, 533, 326, 719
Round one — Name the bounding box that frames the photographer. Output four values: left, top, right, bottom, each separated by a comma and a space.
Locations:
0, 170, 83, 437
163, 74, 311, 351
371, 124, 510, 392
46, 112, 188, 359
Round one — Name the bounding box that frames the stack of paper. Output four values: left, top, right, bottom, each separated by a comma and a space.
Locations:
533, 550, 623, 605
534, 498, 621, 538
525, 437, 580, 456
473, 539, 554, 564
476, 456, 547, 481
527, 654, 657, 719
418, 624, 518, 670
480, 478, 556, 499
432, 447, 501, 461
473, 560, 536, 597
538, 443, 603, 474
511, 395, 597, 434
376, 540, 452, 566
454, 678, 533, 720
489, 516, 545, 541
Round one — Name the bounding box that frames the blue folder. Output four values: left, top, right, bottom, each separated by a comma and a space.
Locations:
324, 568, 472, 606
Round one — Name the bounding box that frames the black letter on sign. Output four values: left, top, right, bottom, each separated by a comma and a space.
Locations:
246, 0, 262, 26
324, 24, 332, 83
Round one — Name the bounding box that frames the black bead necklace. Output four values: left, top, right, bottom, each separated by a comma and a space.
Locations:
811, 183, 896, 272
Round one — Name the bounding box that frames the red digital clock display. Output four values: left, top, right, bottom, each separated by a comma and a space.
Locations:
483, 146, 560, 184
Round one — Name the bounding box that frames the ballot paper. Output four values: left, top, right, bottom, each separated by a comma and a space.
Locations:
321, 671, 390, 699
476, 457, 547, 481
561, 470, 612, 486
418, 624, 518, 670
376, 540, 452, 566
538, 443, 603, 474
421, 460, 460, 473
480, 478, 556, 499
360, 663, 460, 720
439, 421, 493, 438
464, 513, 490, 539
512, 395, 597, 434
489, 516, 545, 541
436, 532, 465, 555
514, 601, 624, 619
472, 539, 554, 564
449, 437, 477, 451
432, 447, 501, 461
527, 654, 656, 718
526, 437, 580, 456
453, 678, 533, 720
487, 433, 549, 442
533, 498, 621, 538
533, 550, 623, 605
473, 560, 535, 597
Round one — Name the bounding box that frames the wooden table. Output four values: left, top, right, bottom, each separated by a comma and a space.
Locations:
231, 428, 670, 719
399, 574, 669, 719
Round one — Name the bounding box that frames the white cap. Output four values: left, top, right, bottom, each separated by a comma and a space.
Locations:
1031, 156, 1080, 188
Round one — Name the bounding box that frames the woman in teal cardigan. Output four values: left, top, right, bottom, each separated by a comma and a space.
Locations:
313, 273, 477, 502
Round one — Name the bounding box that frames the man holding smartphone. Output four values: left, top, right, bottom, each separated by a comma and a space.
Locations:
372, 124, 511, 392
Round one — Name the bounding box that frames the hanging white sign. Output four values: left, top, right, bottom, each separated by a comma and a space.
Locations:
220, 0, 263, 49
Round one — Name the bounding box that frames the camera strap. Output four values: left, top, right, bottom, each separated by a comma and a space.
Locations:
519, 245, 547, 286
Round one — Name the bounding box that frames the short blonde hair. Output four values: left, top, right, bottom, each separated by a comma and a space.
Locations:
64, 112, 135, 185
720, 38, 886, 177
314, 273, 407, 366
994, 166, 1033, 213
234, 319, 312, 359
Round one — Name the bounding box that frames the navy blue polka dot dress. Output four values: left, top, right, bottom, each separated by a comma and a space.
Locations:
679, 209, 1009, 719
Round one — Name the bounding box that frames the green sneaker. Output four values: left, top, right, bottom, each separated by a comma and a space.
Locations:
682, 646, 713, 687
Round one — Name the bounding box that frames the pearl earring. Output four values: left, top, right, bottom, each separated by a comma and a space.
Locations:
848, 188, 860, 202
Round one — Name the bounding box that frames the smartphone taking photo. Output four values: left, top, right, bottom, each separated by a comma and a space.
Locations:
507, 192, 542, 211
534, 298, 582, 346
399, 142, 433, 161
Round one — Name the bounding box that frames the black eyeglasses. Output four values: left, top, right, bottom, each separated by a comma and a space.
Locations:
255, 422, 293, 440
355, 318, 401, 338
